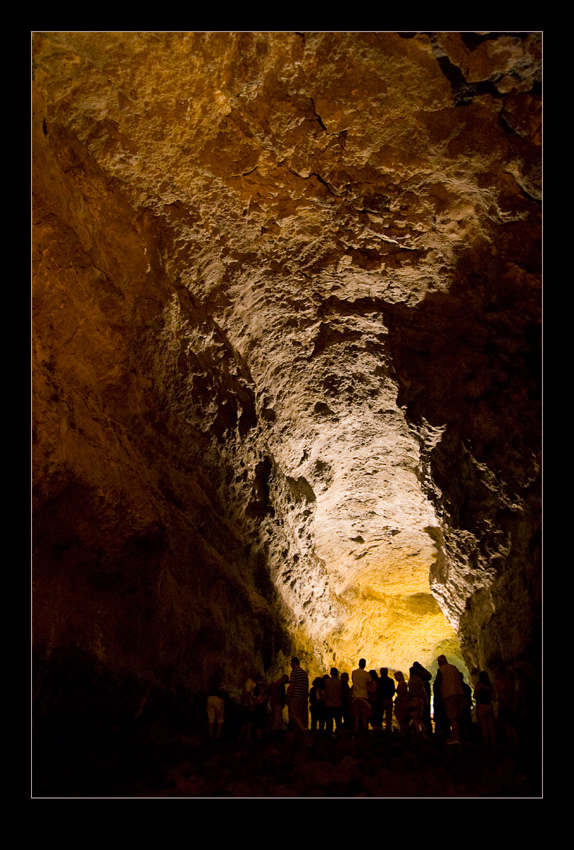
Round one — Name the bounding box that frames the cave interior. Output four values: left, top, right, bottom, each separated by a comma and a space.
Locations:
31, 31, 542, 798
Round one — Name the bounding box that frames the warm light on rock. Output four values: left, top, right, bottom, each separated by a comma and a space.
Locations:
32, 33, 541, 768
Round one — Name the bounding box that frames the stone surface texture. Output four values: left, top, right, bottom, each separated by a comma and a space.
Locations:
32, 32, 541, 708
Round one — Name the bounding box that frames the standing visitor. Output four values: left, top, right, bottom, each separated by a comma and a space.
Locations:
309, 676, 326, 732
340, 671, 352, 729
351, 658, 372, 734
252, 677, 268, 739
323, 668, 343, 735
436, 655, 465, 745
394, 671, 409, 734
407, 666, 429, 735
368, 669, 383, 730
206, 673, 227, 741
494, 666, 519, 749
269, 673, 290, 733
474, 671, 496, 749
239, 673, 257, 741
411, 661, 433, 735
286, 657, 309, 739
379, 668, 396, 733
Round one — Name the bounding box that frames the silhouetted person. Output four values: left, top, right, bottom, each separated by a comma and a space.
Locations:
394, 671, 409, 734
286, 657, 309, 741
206, 674, 227, 741
474, 671, 496, 749
351, 658, 372, 734
252, 677, 268, 739
433, 672, 449, 736
459, 672, 473, 741
269, 674, 290, 733
408, 666, 429, 735
411, 661, 433, 735
239, 672, 257, 741
436, 655, 465, 744
310, 676, 326, 732
379, 668, 396, 733
340, 671, 352, 729
323, 668, 343, 735
368, 670, 383, 730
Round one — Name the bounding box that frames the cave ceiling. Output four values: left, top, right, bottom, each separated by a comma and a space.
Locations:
32, 32, 542, 684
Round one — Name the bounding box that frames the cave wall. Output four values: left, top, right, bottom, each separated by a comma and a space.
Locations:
32, 32, 542, 726
32, 82, 295, 707
385, 243, 541, 683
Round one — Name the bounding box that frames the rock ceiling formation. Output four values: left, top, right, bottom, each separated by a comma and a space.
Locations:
32, 32, 542, 698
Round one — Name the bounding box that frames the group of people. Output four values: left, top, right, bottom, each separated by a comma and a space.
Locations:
303, 655, 470, 745
208, 655, 520, 750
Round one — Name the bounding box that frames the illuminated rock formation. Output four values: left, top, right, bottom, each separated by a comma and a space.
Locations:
32, 31, 541, 722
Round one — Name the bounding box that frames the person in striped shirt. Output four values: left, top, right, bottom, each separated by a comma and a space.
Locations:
286, 657, 309, 737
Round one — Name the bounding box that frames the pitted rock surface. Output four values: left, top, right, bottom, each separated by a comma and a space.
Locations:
32, 32, 541, 699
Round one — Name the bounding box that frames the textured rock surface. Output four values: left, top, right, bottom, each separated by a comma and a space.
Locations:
32, 31, 541, 723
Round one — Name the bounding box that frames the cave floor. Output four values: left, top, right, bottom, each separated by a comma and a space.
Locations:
33, 725, 542, 799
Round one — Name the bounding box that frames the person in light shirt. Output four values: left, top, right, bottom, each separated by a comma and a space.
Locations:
351, 658, 372, 734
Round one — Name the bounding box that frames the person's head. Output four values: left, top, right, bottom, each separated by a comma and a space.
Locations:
437, 655, 447, 667
313, 676, 324, 688
331, 667, 339, 677
395, 671, 404, 682
369, 669, 378, 680
341, 672, 349, 683
280, 674, 290, 684
291, 657, 300, 668
380, 667, 388, 677
359, 658, 366, 669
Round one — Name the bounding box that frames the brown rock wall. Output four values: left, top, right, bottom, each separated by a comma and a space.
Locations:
32, 32, 542, 723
